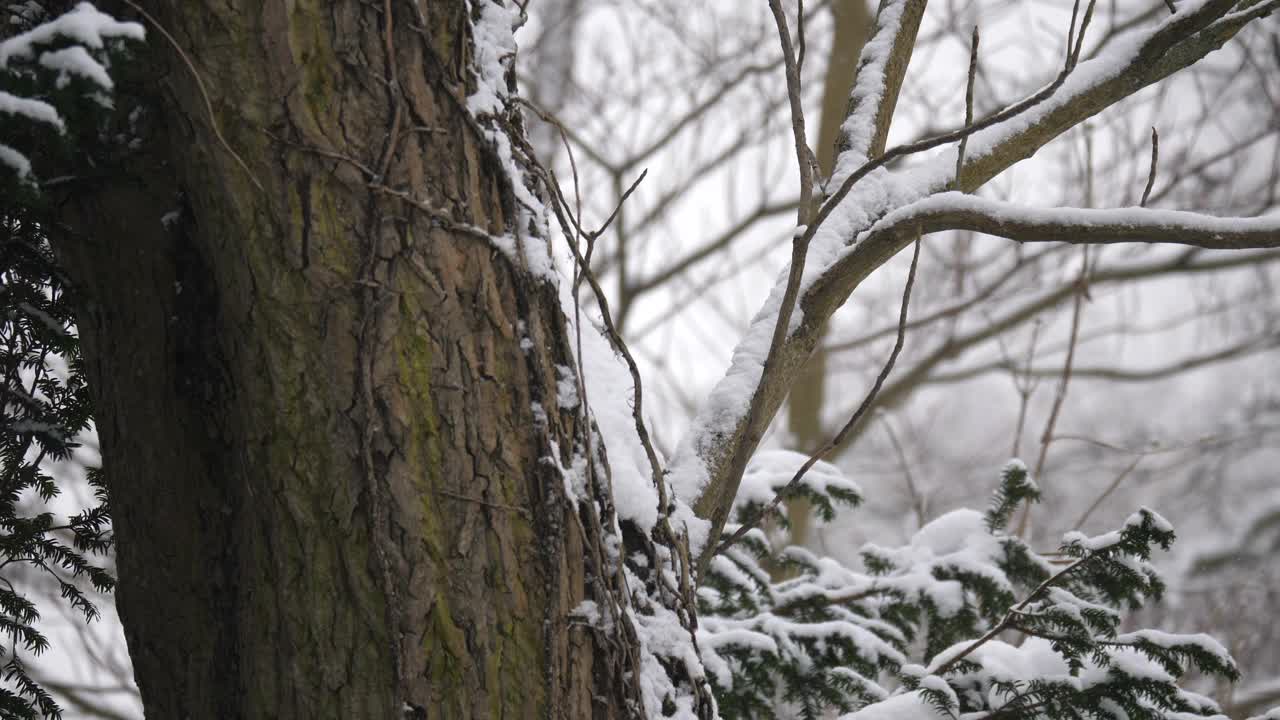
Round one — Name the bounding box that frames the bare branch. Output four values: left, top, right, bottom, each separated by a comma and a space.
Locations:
1073, 455, 1144, 530
925, 333, 1280, 386
625, 198, 802, 299
768, 0, 819, 217
953, 25, 980, 187
1140, 127, 1159, 207
1019, 248, 1089, 536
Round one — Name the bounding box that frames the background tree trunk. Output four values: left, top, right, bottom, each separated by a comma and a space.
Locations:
48, 1, 616, 717
781, 0, 871, 560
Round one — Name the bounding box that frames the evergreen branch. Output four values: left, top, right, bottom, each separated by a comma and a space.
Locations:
931, 557, 1088, 676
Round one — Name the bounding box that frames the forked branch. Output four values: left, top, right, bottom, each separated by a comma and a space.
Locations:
676, 0, 1280, 560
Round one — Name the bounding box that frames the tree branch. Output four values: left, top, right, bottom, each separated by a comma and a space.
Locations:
871, 192, 1280, 250
768, 0, 818, 219
671, 0, 1277, 557
832, 0, 930, 170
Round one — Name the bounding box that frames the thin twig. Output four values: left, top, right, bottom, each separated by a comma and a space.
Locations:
716, 235, 923, 556
1017, 248, 1088, 538
767, 0, 817, 220
1140, 127, 1159, 207
508, 133, 668, 513
512, 97, 587, 239
1069, 0, 1100, 71
954, 25, 980, 188
1066, 0, 1083, 70
436, 489, 530, 516
796, 0, 807, 78
878, 412, 926, 529
375, 0, 403, 181
595, 169, 648, 240
370, 185, 493, 241
1009, 320, 1044, 458
1072, 455, 1142, 529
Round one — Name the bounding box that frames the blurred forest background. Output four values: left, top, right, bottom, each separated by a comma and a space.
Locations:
9, 0, 1280, 716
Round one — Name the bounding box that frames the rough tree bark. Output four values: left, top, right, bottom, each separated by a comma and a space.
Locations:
45, 1, 625, 717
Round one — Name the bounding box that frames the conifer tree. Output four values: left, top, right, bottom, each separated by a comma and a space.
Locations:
699, 458, 1245, 719
1, 4, 139, 716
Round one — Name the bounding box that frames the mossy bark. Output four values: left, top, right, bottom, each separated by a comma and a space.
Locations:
48, 1, 617, 717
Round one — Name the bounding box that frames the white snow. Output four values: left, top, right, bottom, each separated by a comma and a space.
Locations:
0, 91, 64, 129
1127, 507, 1173, 534
631, 595, 711, 720
1063, 529, 1124, 552
465, 0, 519, 118
863, 191, 1280, 243
0, 3, 144, 67
571, 599, 600, 626
1114, 628, 1234, 670
1094, 647, 1174, 684
918, 674, 958, 710
0, 142, 33, 178
839, 690, 952, 720
465, 0, 555, 277
1098, 697, 1131, 720
733, 448, 861, 514
555, 364, 579, 410
697, 626, 779, 688
1001, 458, 1034, 488
38, 45, 113, 89
832, 0, 909, 178
928, 636, 1073, 688
0, 3, 144, 182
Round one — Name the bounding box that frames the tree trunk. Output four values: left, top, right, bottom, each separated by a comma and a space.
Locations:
48, 1, 622, 717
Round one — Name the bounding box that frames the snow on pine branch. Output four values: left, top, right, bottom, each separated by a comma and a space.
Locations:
0, 3, 144, 180
732, 448, 863, 527
698, 461, 1242, 720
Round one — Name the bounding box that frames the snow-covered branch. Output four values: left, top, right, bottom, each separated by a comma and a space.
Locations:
874, 192, 1280, 250
831, 0, 928, 175
671, 0, 1279, 550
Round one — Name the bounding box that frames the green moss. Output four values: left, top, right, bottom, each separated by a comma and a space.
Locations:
391, 287, 548, 715
426, 590, 468, 712
488, 600, 543, 714
314, 191, 357, 275
287, 1, 339, 126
